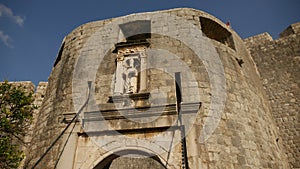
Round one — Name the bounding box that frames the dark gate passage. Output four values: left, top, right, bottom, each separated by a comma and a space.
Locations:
108, 156, 165, 169
93, 150, 166, 169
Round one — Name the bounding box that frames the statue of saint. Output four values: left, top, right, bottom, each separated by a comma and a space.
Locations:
123, 57, 140, 94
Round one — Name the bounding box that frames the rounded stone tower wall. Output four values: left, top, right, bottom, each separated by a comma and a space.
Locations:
25, 8, 289, 169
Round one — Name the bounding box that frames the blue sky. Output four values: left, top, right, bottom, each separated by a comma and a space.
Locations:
0, 0, 299, 85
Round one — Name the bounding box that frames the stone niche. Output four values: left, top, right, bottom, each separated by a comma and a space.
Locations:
110, 41, 151, 108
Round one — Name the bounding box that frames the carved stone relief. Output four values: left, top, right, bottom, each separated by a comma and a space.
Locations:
114, 45, 147, 95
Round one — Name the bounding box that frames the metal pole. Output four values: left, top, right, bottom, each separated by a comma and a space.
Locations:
175, 72, 189, 169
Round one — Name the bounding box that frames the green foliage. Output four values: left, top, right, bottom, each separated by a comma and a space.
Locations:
0, 81, 36, 169
0, 136, 24, 168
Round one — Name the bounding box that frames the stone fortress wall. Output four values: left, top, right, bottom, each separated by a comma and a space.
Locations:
244, 22, 300, 168
6, 8, 298, 169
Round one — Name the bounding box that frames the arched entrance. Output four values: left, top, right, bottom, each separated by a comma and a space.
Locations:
93, 150, 166, 169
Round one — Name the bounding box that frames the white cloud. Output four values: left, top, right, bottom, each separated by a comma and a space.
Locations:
0, 30, 13, 48
0, 3, 25, 26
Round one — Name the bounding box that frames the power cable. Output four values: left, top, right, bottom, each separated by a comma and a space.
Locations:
31, 81, 91, 169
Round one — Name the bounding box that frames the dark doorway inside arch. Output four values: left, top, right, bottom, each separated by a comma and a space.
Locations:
108, 156, 165, 169
93, 150, 166, 169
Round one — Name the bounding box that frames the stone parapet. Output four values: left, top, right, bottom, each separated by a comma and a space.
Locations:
280, 22, 300, 38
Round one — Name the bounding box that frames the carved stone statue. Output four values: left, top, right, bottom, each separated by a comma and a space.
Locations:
123, 57, 140, 93
113, 45, 147, 96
